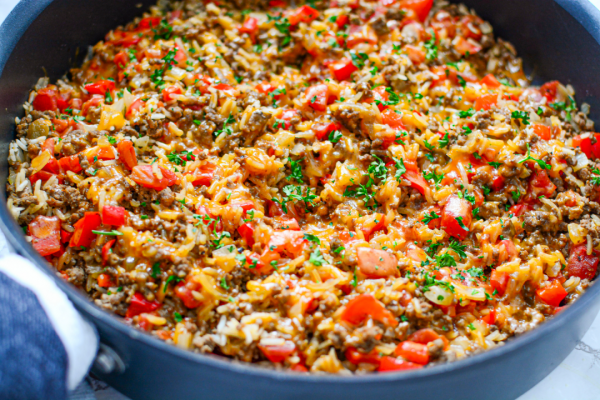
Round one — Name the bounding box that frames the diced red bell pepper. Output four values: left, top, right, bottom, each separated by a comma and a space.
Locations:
174, 278, 203, 309
340, 294, 398, 327
213, 83, 235, 94
239, 16, 259, 36
230, 200, 255, 213
189, 163, 215, 187
288, 5, 319, 26
398, 0, 433, 22
345, 347, 381, 365
102, 206, 127, 226
482, 310, 496, 325
566, 243, 599, 280
137, 16, 162, 30
377, 356, 423, 372
532, 124, 552, 141
237, 223, 255, 246
474, 93, 497, 111
275, 216, 300, 231
41, 138, 55, 154
117, 140, 138, 170
60, 229, 73, 244
86, 145, 116, 163
126, 98, 145, 117
69, 212, 102, 248
490, 269, 509, 295
101, 239, 115, 266
336, 14, 349, 28
509, 203, 533, 217
540, 81, 559, 102
32, 88, 58, 111
441, 195, 472, 240
572, 133, 600, 159
258, 341, 296, 363
126, 292, 161, 318
162, 85, 183, 102
81, 95, 104, 116
58, 155, 83, 173
84, 79, 116, 96
305, 84, 331, 112
28, 215, 61, 256
536, 280, 567, 307
480, 74, 500, 88
408, 328, 446, 345
404, 170, 430, 196
328, 58, 357, 81
404, 44, 426, 64
394, 341, 429, 365
97, 273, 116, 288
130, 165, 178, 191
498, 239, 518, 262
491, 174, 505, 191
314, 121, 341, 140
29, 171, 60, 186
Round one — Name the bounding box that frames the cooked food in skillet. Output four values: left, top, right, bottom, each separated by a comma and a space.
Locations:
7, 0, 599, 373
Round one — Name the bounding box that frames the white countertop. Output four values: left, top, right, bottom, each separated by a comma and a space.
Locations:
0, 0, 599, 399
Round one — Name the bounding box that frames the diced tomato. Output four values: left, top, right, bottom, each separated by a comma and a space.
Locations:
258, 341, 296, 363
509, 203, 533, 217
58, 155, 83, 173
336, 14, 349, 28
490, 269, 509, 295
381, 109, 406, 130
345, 347, 381, 365
566, 243, 599, 281
137, 16, 162, 30
275, 216, 300, 230
237, 223, 255, 246
32, 87, 59, 112
101, 239, 115, 266
404, 170, 430, 197
408, 328, 446, 345
536, 280, 567, 307
454, 36, 482, 56
290, 364, 308, 372
196, 205, 222, 232
174, 278, 203, 309
97, 273, 116, 288
86, 145, 116, 163
314, 121, 342, 140
529, 170, 556, 198
264, 230, 306, 259
358, 213, 385, 241
41, 138, 55, 154
474, 93, 497, 111
305, 84, 331, 112
441, 195, 472, 240
540, 81, 559, 102
116, 140, 137, 170
329, 58, 358, 81
398, 0, 432, 22
346, 24, 378, 48
404, 44, 426, 64
189, 163, 215, 187
269, 0, 286, 7
102, 206, 127, 226
498, 239, 518, 263
69, 212, 102, 248
230, 200, 255, 213
213, 83, 235, 94
377, 356, 423, 372
395, 341, 429, 365
162, 85, 183, 102
340, 294, 398, 327
482, 309, 496, 325
125, 293, 160, 318
480, 74, 500, 88
84, 79, 115, 96
357, 247, 398, 278
288, 5, 319, 26
28, 215, 61, 256
256, 82, 275, 96
81, 95, 104, 116
109, 30, 141, 48
126, 98, 145, 117
239, 16, 259, 37
114, 51, 129, 69
532, 124, 552, 141
130, 165, 178, 191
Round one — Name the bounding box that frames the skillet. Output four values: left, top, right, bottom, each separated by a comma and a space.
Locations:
0, 0, 599, 399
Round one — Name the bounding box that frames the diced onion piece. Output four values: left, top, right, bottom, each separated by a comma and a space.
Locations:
424, 285, 454, 306
568, 223, 587, 245
573, 152, 589, 172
